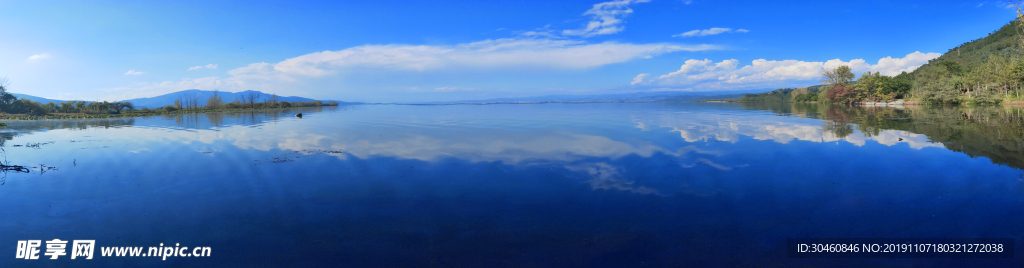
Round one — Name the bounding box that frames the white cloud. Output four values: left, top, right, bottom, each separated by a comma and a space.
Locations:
863, 51, 941, 76
517, 25, 560, 38
683, 0, 693, 4
562, 0, 651, 37
93, 0, 724, 101
642, 51, 940, 89
673, 27, 747, 37
271, 38, 718, 75
124, 70, 145, 75
631, 73, 649, 85
975, 1, 1016, 8
188, 64, 218, 70
98, 38, 719, 100
434, 87, 475, 92
27, 53, 51, 60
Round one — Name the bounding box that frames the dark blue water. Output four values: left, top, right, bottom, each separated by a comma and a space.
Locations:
0, 103, 1021, 267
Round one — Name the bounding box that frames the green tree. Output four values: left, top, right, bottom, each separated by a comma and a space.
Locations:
43, 102, 58, 113
0, 77, 16, 111
822, 65, 855, 85
878, 75, 912, 100
914, 64, 960, 104
7, 99, 48, 115
854, 72, 881, 101
821, 66, 855, 104
84, 102, 112, 114
110, 101, 134, 114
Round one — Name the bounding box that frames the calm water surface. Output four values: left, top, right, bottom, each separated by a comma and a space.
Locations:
0, 103, 1022, 267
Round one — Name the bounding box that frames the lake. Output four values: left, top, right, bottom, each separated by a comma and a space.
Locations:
1, 103, 1022, 267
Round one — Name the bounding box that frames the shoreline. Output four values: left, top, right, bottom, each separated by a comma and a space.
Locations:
2, 99, 1018, 121
695, 99, 1024, 108
0, 105, 338, 121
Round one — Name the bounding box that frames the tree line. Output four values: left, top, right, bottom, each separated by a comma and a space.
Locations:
744, 55, 1019, 105
0, 78, 338, 116
742, 20, 1024, 105
810, 65, 914, 104
0, 77, 134, 115
148, 91, 338, 113
912, 54, 1023, 104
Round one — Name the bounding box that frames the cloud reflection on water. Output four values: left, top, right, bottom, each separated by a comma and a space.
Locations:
0, 104, 949, 196
567, 162, 662, 196
645, 113, 943, 149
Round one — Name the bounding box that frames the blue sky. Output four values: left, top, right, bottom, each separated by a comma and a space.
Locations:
0, 0, 1017, 103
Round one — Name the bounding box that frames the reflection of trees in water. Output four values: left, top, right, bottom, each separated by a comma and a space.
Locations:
0, 118, 137, 147
0, 118, 136, 184
227, 107, 318, 125
190, 114, 201, 128
742, 102, 1024, 170
822, 121, 854, 139
32, 118, 136, 130
0, 132, 16, 147
177, 114, 202, 129
790, 103, 824, 118
206, 112, 224, 127
0, 108, 328, 184
0, 118, 139, 185
163, 107, 322, 128
913, 107, 1024, 170
243, 112, 256, 125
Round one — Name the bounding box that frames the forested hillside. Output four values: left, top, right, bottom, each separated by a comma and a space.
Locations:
738, 19, 1024, 104
909, 20, 1023, 104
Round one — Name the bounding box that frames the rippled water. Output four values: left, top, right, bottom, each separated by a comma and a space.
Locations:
0, 103, 1022, 267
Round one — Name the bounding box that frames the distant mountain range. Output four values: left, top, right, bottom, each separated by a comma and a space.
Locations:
10, 88, 775, 108
10, 89, 354, 108
12, 93, 67, 105
125, 89, 352, 108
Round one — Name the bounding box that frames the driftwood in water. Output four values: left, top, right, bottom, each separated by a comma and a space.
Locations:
0, 163, 29, 173
0, 148, 32, 185
0, 163, 29, 186
36, 164, 57, 174
0, 148, 28, 173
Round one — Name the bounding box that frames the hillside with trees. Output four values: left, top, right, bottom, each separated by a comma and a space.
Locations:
908, 20, 1023, 104
737, 19, 1024, 105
